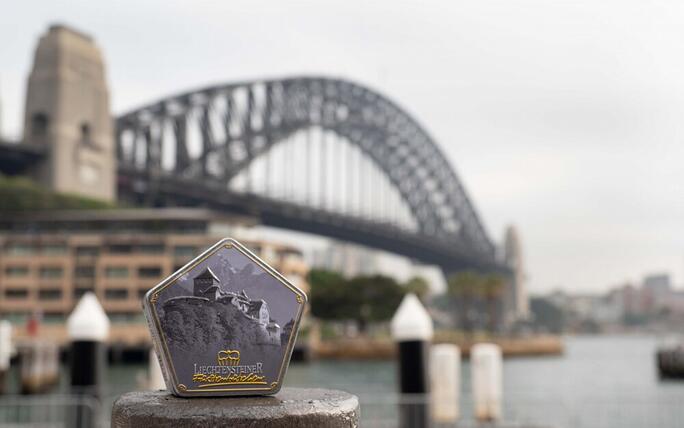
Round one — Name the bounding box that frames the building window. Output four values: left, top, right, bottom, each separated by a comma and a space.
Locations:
74, 265, 95, 278
74, 287, 94, 299
42, 244, 67, 255
138, 244, 165, 254
5, 266, 29, 277
6, 243, 32, 256
173, 246, 197, 257
108, 244, 132, 254
39, 266, 63, 279
31, 113, 49, 137
76, 246, 99, 257
105, 266, 129, 278
80, 122, 91, 144
5, 289, 28, 299
138, 266, 162, 278
43, 312, 65, 324
5, 312, 29, 324
109, 312, 141, 323
38, 289, 62, 301
105, 289, 128, 300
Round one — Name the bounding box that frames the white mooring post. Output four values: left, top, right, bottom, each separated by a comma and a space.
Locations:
471, 343, 503, 422
430, 343, 461, 425
391, 293, 434, 428
67, 292, 110, 428
148, 349, 165, 391
0, 320, 11, 394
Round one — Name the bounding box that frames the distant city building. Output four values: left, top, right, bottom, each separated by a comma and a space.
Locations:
502, 225, 529, 323
312, 241, 380, 277
0, 208, 309, 347
664, 291, 684, 313
535, 272, 684, 333
615, 283, 645, 316
565, 294, 597, 321
642, 273, 672, 310
591, 294, 623, 324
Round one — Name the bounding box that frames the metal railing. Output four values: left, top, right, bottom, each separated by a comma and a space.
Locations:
356, 392, 567, 428
0, 395, 102, 428
355, 391, 684, 428
0, 390, 682, 428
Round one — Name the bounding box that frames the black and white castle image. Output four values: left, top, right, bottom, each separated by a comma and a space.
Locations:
160, 267, 285, 354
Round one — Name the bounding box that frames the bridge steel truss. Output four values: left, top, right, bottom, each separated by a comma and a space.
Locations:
115, 77, 502, 273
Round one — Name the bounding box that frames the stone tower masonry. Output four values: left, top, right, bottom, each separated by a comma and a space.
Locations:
22, 25, 115, 201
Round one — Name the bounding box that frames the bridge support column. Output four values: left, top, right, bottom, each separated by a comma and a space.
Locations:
111, 388, 359, 428
23, 24, 115, 202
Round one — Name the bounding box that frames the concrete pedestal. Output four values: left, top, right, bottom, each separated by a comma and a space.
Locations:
112, 388, 359, 428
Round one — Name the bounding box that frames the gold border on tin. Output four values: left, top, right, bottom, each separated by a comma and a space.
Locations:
144, 238, 307, 395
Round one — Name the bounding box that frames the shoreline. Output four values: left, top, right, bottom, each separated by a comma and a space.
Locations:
312, 334, 563, 360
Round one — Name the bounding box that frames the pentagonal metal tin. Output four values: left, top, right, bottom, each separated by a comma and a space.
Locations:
142, 238, 307, 397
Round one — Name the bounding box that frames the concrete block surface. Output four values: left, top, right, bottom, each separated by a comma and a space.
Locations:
112, 387, 359, 428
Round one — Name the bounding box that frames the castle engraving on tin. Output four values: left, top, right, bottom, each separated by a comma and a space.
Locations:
143, 238, 306, 397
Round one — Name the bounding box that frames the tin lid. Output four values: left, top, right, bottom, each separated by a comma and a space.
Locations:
143, 238, 307, 397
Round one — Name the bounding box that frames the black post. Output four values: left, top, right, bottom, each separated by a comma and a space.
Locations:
391, 294, 434, 428
397, 340, 429, 393
70, 341, 106, 397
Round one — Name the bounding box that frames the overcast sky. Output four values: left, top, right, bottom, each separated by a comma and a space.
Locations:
2, 0, 683, 294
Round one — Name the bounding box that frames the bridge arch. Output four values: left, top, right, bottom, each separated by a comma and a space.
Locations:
115, 77, 497, 270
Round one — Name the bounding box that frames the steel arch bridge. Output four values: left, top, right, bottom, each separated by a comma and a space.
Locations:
115, 77, 502, 273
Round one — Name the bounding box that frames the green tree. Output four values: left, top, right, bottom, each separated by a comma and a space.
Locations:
404, 276, 430, 303
347, 275, 405, 332
482, 274, 505, 333
308, 270, 406, 332
447, 271, 483, 335
530, 297, 564, 333
308, 269, 351, 320
0, 175, 113, 211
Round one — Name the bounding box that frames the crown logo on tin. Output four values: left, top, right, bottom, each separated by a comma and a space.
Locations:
143, 238, 307, 397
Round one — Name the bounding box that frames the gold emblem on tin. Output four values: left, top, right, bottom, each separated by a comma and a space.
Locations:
178, 384, 187, 391
217, 350, 240, 366
150, 293, 159, 304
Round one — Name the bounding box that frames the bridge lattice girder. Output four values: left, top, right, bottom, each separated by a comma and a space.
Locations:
115, 77, 497, 266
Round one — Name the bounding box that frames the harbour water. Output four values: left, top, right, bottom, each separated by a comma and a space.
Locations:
284, 335, 684, 427
3, 335, 684, 427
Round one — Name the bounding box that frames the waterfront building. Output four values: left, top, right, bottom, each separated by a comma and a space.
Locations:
0, 208, 309, 347
312, 241, 380, 278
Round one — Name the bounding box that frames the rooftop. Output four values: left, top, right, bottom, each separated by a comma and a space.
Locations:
0, 208, 255, 233
48, 24, 93, 42
195, 267, 220, 282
